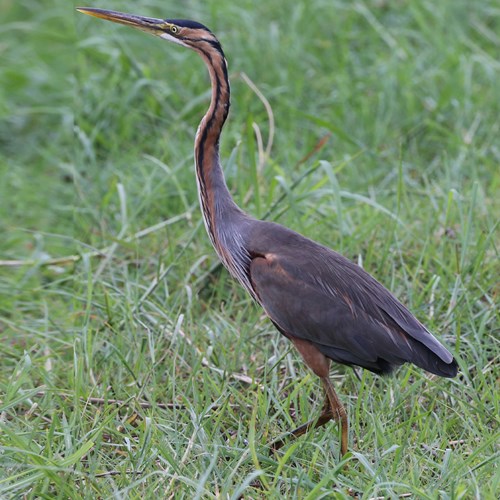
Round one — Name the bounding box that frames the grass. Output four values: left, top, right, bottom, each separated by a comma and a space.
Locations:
1, 0, 498, 497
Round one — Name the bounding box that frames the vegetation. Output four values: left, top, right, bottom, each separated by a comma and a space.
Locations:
1, 0, 498, 497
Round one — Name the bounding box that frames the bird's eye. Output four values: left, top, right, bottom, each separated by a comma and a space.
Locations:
170, 25, 179, 34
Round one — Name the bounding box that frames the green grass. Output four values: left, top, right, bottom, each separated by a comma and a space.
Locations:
1, 0, 499, 497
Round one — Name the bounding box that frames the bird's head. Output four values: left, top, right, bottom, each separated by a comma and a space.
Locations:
77, 7, 222, 54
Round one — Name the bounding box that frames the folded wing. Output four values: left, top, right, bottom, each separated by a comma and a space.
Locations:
249, 245, 457, 377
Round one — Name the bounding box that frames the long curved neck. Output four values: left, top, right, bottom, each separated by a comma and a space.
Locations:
192, 44, 254, 294
194, 47, 240, 239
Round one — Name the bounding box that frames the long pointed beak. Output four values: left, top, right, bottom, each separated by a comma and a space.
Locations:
77, 7, 172, 35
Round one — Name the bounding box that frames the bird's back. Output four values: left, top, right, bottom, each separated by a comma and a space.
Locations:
244, 219, 458, 377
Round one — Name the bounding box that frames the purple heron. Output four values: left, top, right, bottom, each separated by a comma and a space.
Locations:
77, 7, 458, 456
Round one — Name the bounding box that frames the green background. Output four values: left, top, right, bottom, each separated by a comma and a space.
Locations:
0, 0, 498, 497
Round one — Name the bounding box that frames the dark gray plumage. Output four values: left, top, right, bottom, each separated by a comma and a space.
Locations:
77, 6, 458, 456
245, 220, 457, 378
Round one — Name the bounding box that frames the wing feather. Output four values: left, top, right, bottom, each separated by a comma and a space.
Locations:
248, 232, 457, 377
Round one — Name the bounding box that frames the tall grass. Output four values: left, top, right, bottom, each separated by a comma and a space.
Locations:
1, 0, 498, 497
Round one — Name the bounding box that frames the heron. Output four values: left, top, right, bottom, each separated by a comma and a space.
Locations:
77, 7, 458, 456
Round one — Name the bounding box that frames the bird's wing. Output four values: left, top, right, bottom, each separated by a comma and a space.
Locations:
248, 245, 455, 375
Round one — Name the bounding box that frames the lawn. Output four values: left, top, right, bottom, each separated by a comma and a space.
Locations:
0, 0, 498, 497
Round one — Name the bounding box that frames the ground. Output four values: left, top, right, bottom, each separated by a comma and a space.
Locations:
0, 0, 498, 497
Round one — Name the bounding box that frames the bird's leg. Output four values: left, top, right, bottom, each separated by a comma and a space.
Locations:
321, 376, 348, 456
270, 338, 348, 454
270, 396, 332, 451
271, 377, 348, 456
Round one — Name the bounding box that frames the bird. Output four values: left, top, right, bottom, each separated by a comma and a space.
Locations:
77, 7, 458, 457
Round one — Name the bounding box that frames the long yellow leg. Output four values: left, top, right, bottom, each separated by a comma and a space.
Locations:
321, 376, 348, 456
271, 376, 348, 456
